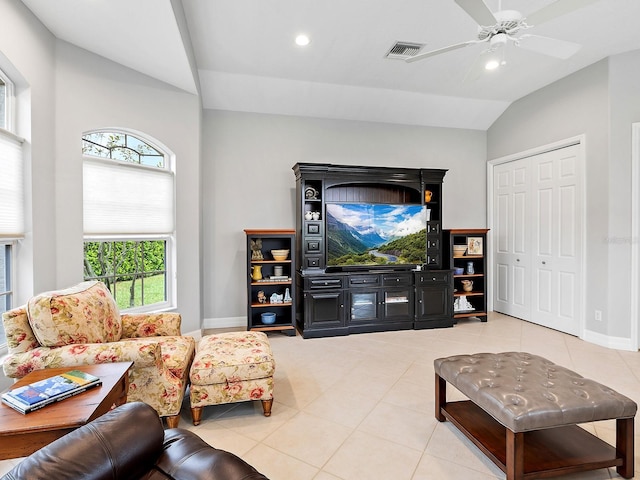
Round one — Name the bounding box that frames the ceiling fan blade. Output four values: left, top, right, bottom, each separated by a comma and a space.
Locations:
454, 0, 497, 26
405, 40, 483, 63
525, 0, 601, 27
517, 34, 582, 59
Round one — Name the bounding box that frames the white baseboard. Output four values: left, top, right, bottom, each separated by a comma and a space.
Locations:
202, 316, 246, 330
583, 328, 636, 351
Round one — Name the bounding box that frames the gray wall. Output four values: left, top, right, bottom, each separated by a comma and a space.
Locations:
607, 50, 640, 341
1, 0, 57, 302
202, 110, 487, 327
488, 55, 639, 342
0, 3, 203, 334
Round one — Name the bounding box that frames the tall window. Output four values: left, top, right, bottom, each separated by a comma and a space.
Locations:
82, 131, 175, 312
0, 69, 19, 349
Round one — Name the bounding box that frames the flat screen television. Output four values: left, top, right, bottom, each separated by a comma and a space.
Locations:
325, 203, 427, 269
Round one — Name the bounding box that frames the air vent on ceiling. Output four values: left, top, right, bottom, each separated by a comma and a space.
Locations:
385, 41, 425, 60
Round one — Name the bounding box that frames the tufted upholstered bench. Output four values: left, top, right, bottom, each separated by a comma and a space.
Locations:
434, 352, 637, 480
189, 331, 275, 426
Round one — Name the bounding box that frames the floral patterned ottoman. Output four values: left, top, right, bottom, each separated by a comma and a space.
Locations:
189, 331, 275, 425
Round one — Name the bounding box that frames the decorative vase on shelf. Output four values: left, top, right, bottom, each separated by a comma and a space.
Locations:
304, 211, 313, 221
424, 190, 433, 202
466, 261, 475, 274
251, 265, 263, 281
461, 280, 473, 292
284, 288, 292, 303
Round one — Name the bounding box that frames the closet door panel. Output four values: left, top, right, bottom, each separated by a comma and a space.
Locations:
493, 159, 531, 319
530, 145, 581, 335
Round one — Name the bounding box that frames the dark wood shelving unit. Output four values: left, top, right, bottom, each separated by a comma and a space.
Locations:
245, 229, 296, 336
444, 228, 489, 322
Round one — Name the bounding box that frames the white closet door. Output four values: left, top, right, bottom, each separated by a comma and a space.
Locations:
493, 159, 531, 320
531, 145, 582, 335
492, 143, 582, 336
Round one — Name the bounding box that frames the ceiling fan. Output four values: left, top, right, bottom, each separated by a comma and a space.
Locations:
406, 0, 601, 66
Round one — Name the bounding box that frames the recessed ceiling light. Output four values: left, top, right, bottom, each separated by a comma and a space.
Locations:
295, 34, 310, 46
485, 60, 500, 70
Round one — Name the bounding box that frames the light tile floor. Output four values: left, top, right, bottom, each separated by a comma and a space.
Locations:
1, 312, 639, 479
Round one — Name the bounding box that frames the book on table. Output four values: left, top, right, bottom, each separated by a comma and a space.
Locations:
1, 369, 102, 414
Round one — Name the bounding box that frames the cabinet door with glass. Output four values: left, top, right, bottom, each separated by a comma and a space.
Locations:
381, 273, 414, 322
349, 288, 382, 325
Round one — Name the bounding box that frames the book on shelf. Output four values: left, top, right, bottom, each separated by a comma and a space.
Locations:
1, 369, 102, 414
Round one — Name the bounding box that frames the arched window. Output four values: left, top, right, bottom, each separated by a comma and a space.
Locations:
82, 130, 175, 312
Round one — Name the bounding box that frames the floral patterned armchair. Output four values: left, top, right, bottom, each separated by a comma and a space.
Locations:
1, 281, 195, 428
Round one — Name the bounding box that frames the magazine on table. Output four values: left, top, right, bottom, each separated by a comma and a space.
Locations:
1, 369, 102, 414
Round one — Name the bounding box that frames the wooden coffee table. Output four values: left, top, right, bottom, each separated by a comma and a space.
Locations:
0, 362, 132, 459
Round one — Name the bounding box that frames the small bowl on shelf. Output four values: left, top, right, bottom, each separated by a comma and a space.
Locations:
453, 245, 467, 256
453, 267, 465, 275
271, 249, 290, 261
261, 312, 276, 325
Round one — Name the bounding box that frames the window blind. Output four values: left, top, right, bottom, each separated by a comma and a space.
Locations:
83, 158, 174, 235
0, 129, 24, 237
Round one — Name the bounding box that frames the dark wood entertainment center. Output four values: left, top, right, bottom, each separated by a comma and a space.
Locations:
293, 163, 453, 338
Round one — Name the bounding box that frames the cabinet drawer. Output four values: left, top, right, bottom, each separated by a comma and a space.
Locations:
349, 275, 380, 287
416, 271, 451, 284
382, 273, 412, 286
307, 276, 344, 290
427, 237, 439, 249
426, 253, 440, 266
305, 239, 322, 253
305, 257, 322, 268
306, 223, 321, 235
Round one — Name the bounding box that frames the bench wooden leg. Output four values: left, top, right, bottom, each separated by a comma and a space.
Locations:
435, 373, 446, 422
616, 417, 635, 478
506, 429, 525, 480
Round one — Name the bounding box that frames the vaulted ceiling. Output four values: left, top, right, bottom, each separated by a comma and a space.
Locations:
19, 0, 640, 129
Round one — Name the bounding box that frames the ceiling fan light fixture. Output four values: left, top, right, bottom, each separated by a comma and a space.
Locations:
490, 32, 508, 49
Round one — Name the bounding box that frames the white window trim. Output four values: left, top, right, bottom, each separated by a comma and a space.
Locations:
0, 69, 15, 133
82, 129, 177, 313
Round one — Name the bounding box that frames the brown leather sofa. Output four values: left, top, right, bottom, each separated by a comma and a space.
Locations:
1, 402, 269, 480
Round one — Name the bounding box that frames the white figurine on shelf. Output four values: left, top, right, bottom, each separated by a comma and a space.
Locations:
270, 293, 284, 304
454, 295, 475, 312
284, 288, 292, 303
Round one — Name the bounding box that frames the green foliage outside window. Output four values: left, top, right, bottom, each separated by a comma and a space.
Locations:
83, 240, 166, 310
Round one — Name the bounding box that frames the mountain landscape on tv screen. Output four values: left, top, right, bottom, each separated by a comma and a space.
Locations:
326, 203, 427, 266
